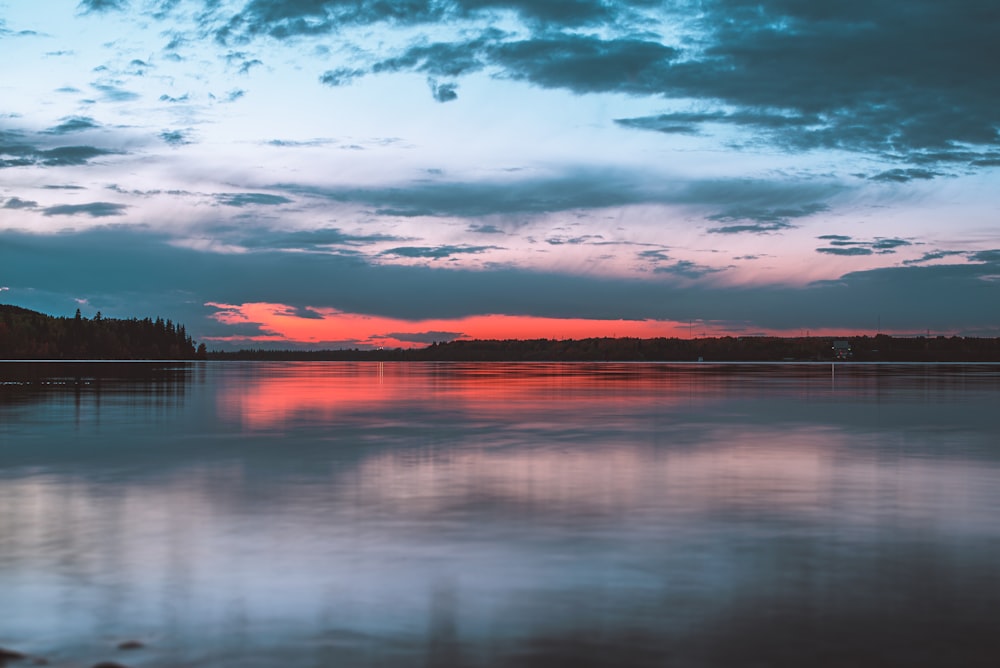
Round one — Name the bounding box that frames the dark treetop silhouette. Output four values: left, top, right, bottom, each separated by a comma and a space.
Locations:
208, 335, 1000, 362
0, 305, 206, 360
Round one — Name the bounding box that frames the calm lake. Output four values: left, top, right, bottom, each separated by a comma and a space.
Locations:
2, 361, 999, 667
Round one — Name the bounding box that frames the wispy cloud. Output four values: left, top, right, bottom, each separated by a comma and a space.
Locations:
42, 202, 127, 217
869, 168, 940, 183
215, 193, 293, 207
45, 116, 101, 134
91, 82, 140, 102
160, 129, 193, 146
380, 245, 500, 260
815, 234, 912, 256
78, 0, 128, 14
278, 170, 843, 219
3, 197, 39, 209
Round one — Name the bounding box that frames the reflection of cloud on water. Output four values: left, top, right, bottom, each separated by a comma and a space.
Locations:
3, 426, 998, 568
350, 432, 832, 518
3, 435, 1000, 667
349, 427, 1000, 532
5, 363, 1000, 667
3, 455, 1000, 668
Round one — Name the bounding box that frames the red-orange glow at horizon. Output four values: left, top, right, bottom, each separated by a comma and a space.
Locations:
204, 301, 870, 348
204, 301, 690, 346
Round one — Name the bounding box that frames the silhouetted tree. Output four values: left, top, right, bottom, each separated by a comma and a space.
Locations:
0, 305, 203, 359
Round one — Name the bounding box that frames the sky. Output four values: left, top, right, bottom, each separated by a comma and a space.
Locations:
1, 0, 998, 349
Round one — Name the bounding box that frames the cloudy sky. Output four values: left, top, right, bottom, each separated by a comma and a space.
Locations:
1, 0, 998, 348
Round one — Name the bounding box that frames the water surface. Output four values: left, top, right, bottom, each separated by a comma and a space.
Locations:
2, 362, 999, 667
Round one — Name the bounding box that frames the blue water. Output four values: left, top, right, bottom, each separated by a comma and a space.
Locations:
2, 361, 999, 667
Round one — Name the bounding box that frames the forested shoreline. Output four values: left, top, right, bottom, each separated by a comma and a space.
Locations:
210, 334, 1000, 362
4, 304, 1000, 362
0, 305, 205, 360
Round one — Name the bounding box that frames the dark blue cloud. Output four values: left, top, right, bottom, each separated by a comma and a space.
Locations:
871, 238, 912, 251
42, 202, 128, 217
815, 235, 912, 255
39, 146, 120, 166
968, 250, 1000, 264
225, 50, 251, 63
203, 1, 1000, 167
467, 224, 505, 235
278, 170, 842, 219
78, 0, 127, 13
379, 330, 464, 343
45, 116, 101, 134
238, 58, 263, 74
902, 250, 965, 265
657, 1, 1000, 158
638, 249, 671, 262
91, 83, 140, 102
371, 31, 501, 78
214, 0, 642, 44
3, 197, 38, 209
708, 222, 794, 235
653, 260, 727, 279
215, 193, 292, 207
545, 235, 604, 246
164, 32, 187, 52
615, 110, 823, 137
1, 228, 998, 339
816, 247, 874, 256
0, 19, 39, 37
214, 0, 447, 43
706, 203, 828, 235
637, 249, 728, 279
380, 245, 499, 259
160, 129, 193, 146
428, 79, 458, 102
236, 227, 406, 250
150, 0, 181, 19
0, 131, 121, 168
490, 35, 676, 94
870, 168, 940, 183
319, 68, 366, 86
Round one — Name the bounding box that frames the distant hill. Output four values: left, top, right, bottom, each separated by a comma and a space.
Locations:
0, 304, 205, 360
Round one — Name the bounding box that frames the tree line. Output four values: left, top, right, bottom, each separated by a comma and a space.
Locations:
0, 305, 206, 359
208, 334, 1000, 362
4, 303, 999, 361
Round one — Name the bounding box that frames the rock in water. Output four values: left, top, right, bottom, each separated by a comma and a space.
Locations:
116, 641, 144, 650
0, 648, 27, 664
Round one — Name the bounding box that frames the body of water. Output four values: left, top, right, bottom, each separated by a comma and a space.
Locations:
2, 361, 999, 667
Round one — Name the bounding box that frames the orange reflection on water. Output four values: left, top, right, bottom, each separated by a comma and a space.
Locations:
218, 362, 403, 430
217, 362, 715, 431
